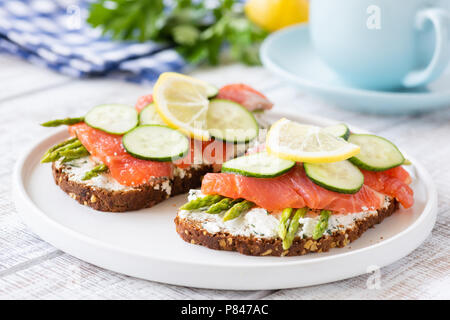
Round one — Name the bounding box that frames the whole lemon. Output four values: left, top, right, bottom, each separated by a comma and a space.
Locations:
245, 0, 309, 32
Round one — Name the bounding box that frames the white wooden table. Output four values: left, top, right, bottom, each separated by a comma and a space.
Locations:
0, 54, 449, 300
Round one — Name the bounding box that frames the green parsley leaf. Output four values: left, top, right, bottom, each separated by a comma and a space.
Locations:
87, 0, 268, 66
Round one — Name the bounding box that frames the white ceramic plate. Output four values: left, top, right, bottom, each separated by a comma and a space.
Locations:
12, 111, 437, 290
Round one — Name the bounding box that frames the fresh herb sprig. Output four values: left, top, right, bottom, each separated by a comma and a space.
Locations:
87, 0, 268, 65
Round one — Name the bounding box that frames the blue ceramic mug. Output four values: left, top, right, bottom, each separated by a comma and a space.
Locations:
310, 0, 450, 90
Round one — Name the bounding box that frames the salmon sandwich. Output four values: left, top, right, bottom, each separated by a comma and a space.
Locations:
175, 119, 414, 256
40, 73, 272, 212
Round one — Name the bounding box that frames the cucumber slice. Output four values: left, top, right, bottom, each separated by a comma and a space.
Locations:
123, 125, 189, 162
139, 103, 165, 125
221, 151, 295, 178
85, 104, 138, 135
323, 124, 350, 140
304, 161, 364, 194
207, 99, 259, 144
348, 134, 405, 171
206, 84, 219, 98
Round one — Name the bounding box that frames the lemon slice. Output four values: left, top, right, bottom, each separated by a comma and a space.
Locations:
266, 118, 360, 163
153, 72, 217, 141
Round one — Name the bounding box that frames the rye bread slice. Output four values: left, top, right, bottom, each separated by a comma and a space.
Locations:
174, 198, 399, 256
52, 161, 212, 212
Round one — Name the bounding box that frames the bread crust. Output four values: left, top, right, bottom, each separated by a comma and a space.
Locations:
52, 162, 212, 212
174, 199, 399, 256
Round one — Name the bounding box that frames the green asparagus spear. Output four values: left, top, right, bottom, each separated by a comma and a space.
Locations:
277, 208, 293, 240
282, 208, 307, 250
60, 139, 82, 150
60, 146, 90, 162
59, 145, 87, 157
206, 198, 242, 214
44, 137, 77, 154
42, 140, 81, 162
180, 195, 224, 210
82, 164, 108, 180
41, 117, 84, 127
41, 139, 89, 163
223, 200, 254, 222
41, 138, 78, 163
312, 210, 331, 240
48, 142, 84, 162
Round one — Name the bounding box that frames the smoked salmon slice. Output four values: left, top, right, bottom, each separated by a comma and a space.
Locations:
381, 166, 412, 185
173, 139, 238, 169
69, 123, 173, 186
216, 84, 273, 111
69, 123, 236, 186
201, 165, 386, 213
201, 171, 306, 211
361, 169, 414, 209
135, 83, 272, 113
135, 94, 153, 112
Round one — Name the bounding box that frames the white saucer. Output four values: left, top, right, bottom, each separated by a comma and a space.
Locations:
260, 24, 450, 115
12, 111, 437, 290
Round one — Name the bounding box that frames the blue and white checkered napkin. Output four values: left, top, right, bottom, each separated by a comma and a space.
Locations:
0, 0, 186, 83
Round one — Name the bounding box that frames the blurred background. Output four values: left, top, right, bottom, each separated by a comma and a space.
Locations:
0, 0, 309, 83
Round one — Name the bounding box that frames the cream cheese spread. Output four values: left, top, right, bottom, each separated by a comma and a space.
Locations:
179, 190, 391, 239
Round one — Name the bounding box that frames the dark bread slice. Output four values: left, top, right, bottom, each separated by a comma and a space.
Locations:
52, 162, 212, 212
174, 199, 399, 256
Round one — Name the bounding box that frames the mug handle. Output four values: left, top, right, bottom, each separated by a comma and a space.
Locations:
403, 8, 450, 88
